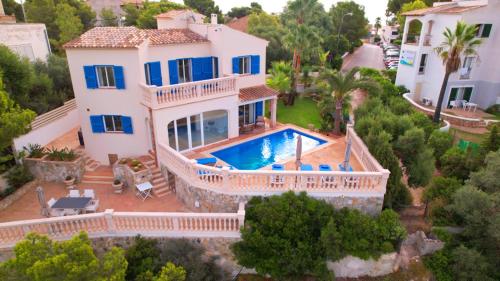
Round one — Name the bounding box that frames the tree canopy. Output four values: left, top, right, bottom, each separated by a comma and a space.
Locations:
226, 2, 262, 19
183, 0, 222, 21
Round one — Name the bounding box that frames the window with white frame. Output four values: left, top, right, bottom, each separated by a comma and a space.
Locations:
475, 24, 492, 38
418, 54, 428, 74
460, 57, 474, 79
238, 56, 251, 74
177, 59, 191, 83
103, 115, 123, 132
96, 66, 116, 87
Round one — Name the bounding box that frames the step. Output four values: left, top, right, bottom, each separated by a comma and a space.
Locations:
80, 179, 113, 185
154, 186, 172, 197
152, 177, 164, 185
153, 182, 168, 189
82, 174, 113, 180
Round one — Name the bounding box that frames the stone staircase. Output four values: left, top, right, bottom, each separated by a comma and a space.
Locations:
142, 151, 172, 198
81, 167, 114, 186
75, 148, 102, 172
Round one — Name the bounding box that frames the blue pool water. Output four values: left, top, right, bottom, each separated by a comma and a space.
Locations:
211, 128, 327, 170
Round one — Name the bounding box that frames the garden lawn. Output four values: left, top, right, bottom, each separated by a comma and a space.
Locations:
272, 97, 321, 129
449, 127, 487, 144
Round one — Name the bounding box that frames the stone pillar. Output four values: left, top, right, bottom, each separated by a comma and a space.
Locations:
402, 17, 411, 44
104, 209, 115, 234
270, 98, 277, 128
418, 20, 428, 48
237, 202, 246, 228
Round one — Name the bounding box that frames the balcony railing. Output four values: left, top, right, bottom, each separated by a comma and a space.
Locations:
0, 208, 244, 248
423, 34, 432, 46
156, 125, 390, 197
141, 76, 238, 109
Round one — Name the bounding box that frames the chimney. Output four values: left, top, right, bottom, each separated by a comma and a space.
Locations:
211, 14, 217, 25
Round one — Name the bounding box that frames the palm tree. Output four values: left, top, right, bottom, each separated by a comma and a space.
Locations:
374, 17, 382, 36
267, 61, 293, 105
433, 21, 482, 123
319, 67, 379, 135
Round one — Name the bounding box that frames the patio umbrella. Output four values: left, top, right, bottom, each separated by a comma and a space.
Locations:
295, 134, 303, 170
342, 138, 352, 171
36, 186, 49, 217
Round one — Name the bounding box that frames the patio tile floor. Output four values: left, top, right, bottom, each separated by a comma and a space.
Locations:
0, 181, 188, 223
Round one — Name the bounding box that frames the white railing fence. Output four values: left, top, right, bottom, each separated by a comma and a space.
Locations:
141, 76, 238, 109
157, 126, 390, 196
0, 207, 245, 248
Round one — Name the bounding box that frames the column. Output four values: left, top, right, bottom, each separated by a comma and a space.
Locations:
270, 98, 277, 128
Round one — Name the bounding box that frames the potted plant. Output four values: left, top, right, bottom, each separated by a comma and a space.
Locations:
113, 178, 123, 193
64, 175, 75, 187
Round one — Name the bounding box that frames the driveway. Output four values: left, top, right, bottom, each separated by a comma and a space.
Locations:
342, 43, 385, 71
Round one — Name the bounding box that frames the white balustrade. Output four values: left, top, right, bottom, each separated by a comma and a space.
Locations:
156, 125, 389, 196
141, 76, 238, 109
0, 209, 244, 248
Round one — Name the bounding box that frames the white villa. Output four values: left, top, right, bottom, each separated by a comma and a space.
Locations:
64, 10, 277, 164
396, 0, 500, 111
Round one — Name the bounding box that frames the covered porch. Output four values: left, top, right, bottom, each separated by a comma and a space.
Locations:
238, 85, 278, 134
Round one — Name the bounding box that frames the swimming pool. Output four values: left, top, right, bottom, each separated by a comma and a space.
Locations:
211, 128, 327, 170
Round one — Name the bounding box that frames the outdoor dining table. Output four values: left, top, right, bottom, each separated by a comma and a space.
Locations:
464, 102, 478, 112
136, 182, 153, 201
51, 197, 92, 215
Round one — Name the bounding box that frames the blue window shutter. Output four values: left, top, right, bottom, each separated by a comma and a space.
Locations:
114, 66, 125, 89
255, 101, 263, 117
192, 57, 203, 81
232, 57, 239, 74
201, 57, 213, 80
84, 66, 97, 89
122, 116, 133, 134
251, 55, 260, 74
90, 115, 105, 133
149, 62, 162, 86
168, 60, 178, 84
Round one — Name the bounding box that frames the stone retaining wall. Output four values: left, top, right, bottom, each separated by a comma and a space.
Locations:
113, 162, 152, 188
24, 156, 85, 183
172, 169, 384, 216
327, 253, 399, 278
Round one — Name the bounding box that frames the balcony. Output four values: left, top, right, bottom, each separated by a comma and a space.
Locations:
141, 76, 238, 109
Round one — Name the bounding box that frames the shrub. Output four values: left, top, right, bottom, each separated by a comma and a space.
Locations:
5, 165, 33, 189
485, 104, 500, 115
467, 149, 500, 193
25, 143, 45, 158
46, 147, 76, 161
428, 131, 454, 164
125, 236, 162, 281
440, 147, 470, 181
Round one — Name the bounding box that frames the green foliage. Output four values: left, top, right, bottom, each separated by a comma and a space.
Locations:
153, 262, 186, 281
125, 236, 162, 281
25, 0, 95, 51
329, 1, 369, 46
423, 248, 453, 281
6, 165, 33, 189
125, 237, 227, 281
428, 130, 454, 164
424, 177, 462, 203
439, 147, 474, 181
451, 245, 494, 281
233, 192, 406, 280
266, 61, 292, 99
184, 0, 223, 19
0, 47, 73, 114
480, 125, 499, 156
126, 0, 186, 29
2, 0, 25, 21
248, 12, 290, 68
0, 232, 127, 281
397, 0, 427, 33
100, 8, 118, 26
45, 147, 76, 161
467, 149, 500, 193
123, 4, 141, 26
54, 3, 83, 46
226, 2, 262, 19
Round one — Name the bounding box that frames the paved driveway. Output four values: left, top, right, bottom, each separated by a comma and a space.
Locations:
342, 43, 385, 71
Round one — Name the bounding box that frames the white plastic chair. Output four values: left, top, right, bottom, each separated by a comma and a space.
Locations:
85, 199, 99, 213
83, 189, 95, 199
68, 190, 80, 198
47, 198, 56, 207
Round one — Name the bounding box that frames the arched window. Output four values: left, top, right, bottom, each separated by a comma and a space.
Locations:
406, 19, 423, 44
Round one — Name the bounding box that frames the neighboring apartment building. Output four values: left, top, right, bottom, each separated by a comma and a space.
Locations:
0, 2, 51, 61
381, 25, 399, 43
64, 10, 277, 164
396, 0, 500, 110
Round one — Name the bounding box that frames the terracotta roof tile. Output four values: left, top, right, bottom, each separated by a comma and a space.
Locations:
226, 16, 249, 33
145, 29, 208, 45
239, 85, 278, 102
401, 4, 484, 16
64, 27, 208, 49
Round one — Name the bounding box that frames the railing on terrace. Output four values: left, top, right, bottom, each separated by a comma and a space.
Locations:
31, 99, 76, 130
0, 208, 244, 248
141, 76, 238, 109
157, 125, 390, 196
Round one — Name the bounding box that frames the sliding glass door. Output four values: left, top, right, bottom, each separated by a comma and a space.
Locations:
167, 110, 228, 151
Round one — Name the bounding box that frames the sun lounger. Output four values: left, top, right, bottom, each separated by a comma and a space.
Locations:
83, 189, 95, 199
300, 164, 313, 171
68, 190, 80, 198
319, 164, 332, 171
196, 157, 217, 166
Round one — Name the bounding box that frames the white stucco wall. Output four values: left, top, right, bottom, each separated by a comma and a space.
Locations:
12, 108, 79, 151
66, 47, 150, 163
395, 1, 500, 109
0, 23, 50, 62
